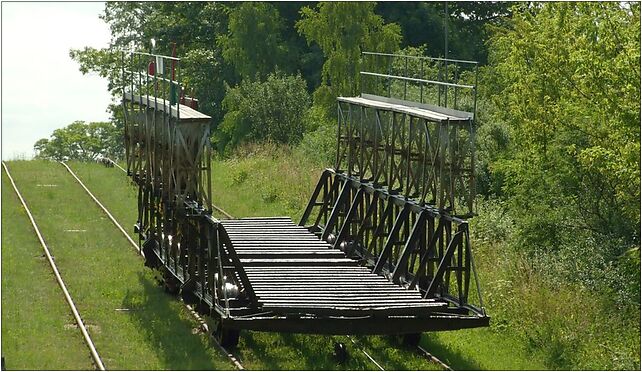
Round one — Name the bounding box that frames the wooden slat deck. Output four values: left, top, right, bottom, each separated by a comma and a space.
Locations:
123, 92, 211, 122
222, 217, 448, 317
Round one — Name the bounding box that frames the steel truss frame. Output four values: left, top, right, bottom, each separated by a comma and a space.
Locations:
335, 98, 475, 217
121, 49, 488, 338
300, 169, 485, 316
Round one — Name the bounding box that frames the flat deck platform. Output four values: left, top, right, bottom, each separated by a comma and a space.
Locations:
222, 217, 448, 317
338, 93, 472, 122
123, 92, 211, 122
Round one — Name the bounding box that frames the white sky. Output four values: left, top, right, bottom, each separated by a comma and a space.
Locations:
1, 1, 112, 160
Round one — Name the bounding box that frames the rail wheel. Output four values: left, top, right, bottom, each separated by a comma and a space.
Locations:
213, 321, 240, 349
142, 238, 161, 269
162, 269, 180, 295
333, 342, 348, 363
402, 333, 422, 347
181, 288, 198, 305
195, 300, 211, 316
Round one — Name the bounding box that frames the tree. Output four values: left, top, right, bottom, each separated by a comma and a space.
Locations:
218, 3, 289, 80
296, 2, 402, 112
34, 121, 122, 161
216, 72, 311, 152
70, 2, 233, 123
376, 2, 511, 64
485, 2, 640, 259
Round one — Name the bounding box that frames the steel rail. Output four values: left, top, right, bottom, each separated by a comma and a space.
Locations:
131, 51, 180, 61
188, 195, 387, 371
217, 193, 454, 372
103, 158, 127, 173
417, 345, 453, 371
2, 162, 106, 371
361, 51, 478, 65
359, 71, 474, 89
60, 162, 244, 370
61, 162, 140, 253
347, 336, 385, 370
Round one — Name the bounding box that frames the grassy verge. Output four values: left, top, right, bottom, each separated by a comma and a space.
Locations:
70, 159, 444, 370
1, 171, 93, 370
5, 160, 232, 370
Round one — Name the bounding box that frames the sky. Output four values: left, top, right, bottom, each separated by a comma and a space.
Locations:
2, 2, 112, 159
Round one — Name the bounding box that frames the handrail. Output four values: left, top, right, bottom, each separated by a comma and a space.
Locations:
360, 50, 479, 119
132, 51, 180, 61
362, 51, 478, 65
123, 69, 179, 85
360, 71, 474, 90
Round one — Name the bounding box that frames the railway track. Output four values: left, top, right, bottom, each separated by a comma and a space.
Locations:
2, 162, 106, 371
61, 161, 245, 370
94, 158, 455, 371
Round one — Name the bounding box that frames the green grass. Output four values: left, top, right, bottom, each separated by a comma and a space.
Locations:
1, 171, 94, 370
4, 160, 232, 370
17, 151, 639, 370
210, 143, 323, 221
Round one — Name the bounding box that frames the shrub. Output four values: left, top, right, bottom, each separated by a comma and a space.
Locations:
217, 72, 311, 151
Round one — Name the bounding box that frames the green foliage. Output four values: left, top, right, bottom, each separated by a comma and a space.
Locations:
34, 121, 122, 161
4, 161, 233, 370
181, 47, 226, 121
485, 2, 640, 261
1, 172, 95, 370
297, 105, 336, 167
69, 47, 124, 96
217, 73, 311, 151
296, 2, 402, 113
376, 2, 512, 64
210, 148, 641, 370
219, 3, 289, 80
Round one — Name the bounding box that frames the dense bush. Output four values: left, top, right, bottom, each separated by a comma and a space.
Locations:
297, 105, 336, 167
481, 1, 640, 306
216, 72, 311, 152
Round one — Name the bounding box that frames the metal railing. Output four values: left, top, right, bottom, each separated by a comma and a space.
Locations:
360, 51, 479, 119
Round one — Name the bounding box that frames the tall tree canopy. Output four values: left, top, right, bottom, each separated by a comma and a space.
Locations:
219, 2, 289, 80
34, 121, 122, 161
296, 2, 402, 111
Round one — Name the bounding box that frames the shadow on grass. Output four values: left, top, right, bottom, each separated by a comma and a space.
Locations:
421, 333, 483, 370
120, 272, 481, 370
238, 326, 483, 370
239, 331, 348, 370
121, 273, 223, 370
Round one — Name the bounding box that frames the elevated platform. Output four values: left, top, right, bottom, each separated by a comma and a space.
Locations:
338, 93, 473, 123
123, 50, 488, 343
223, 218, 447, 317
123, 92, 210, 122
